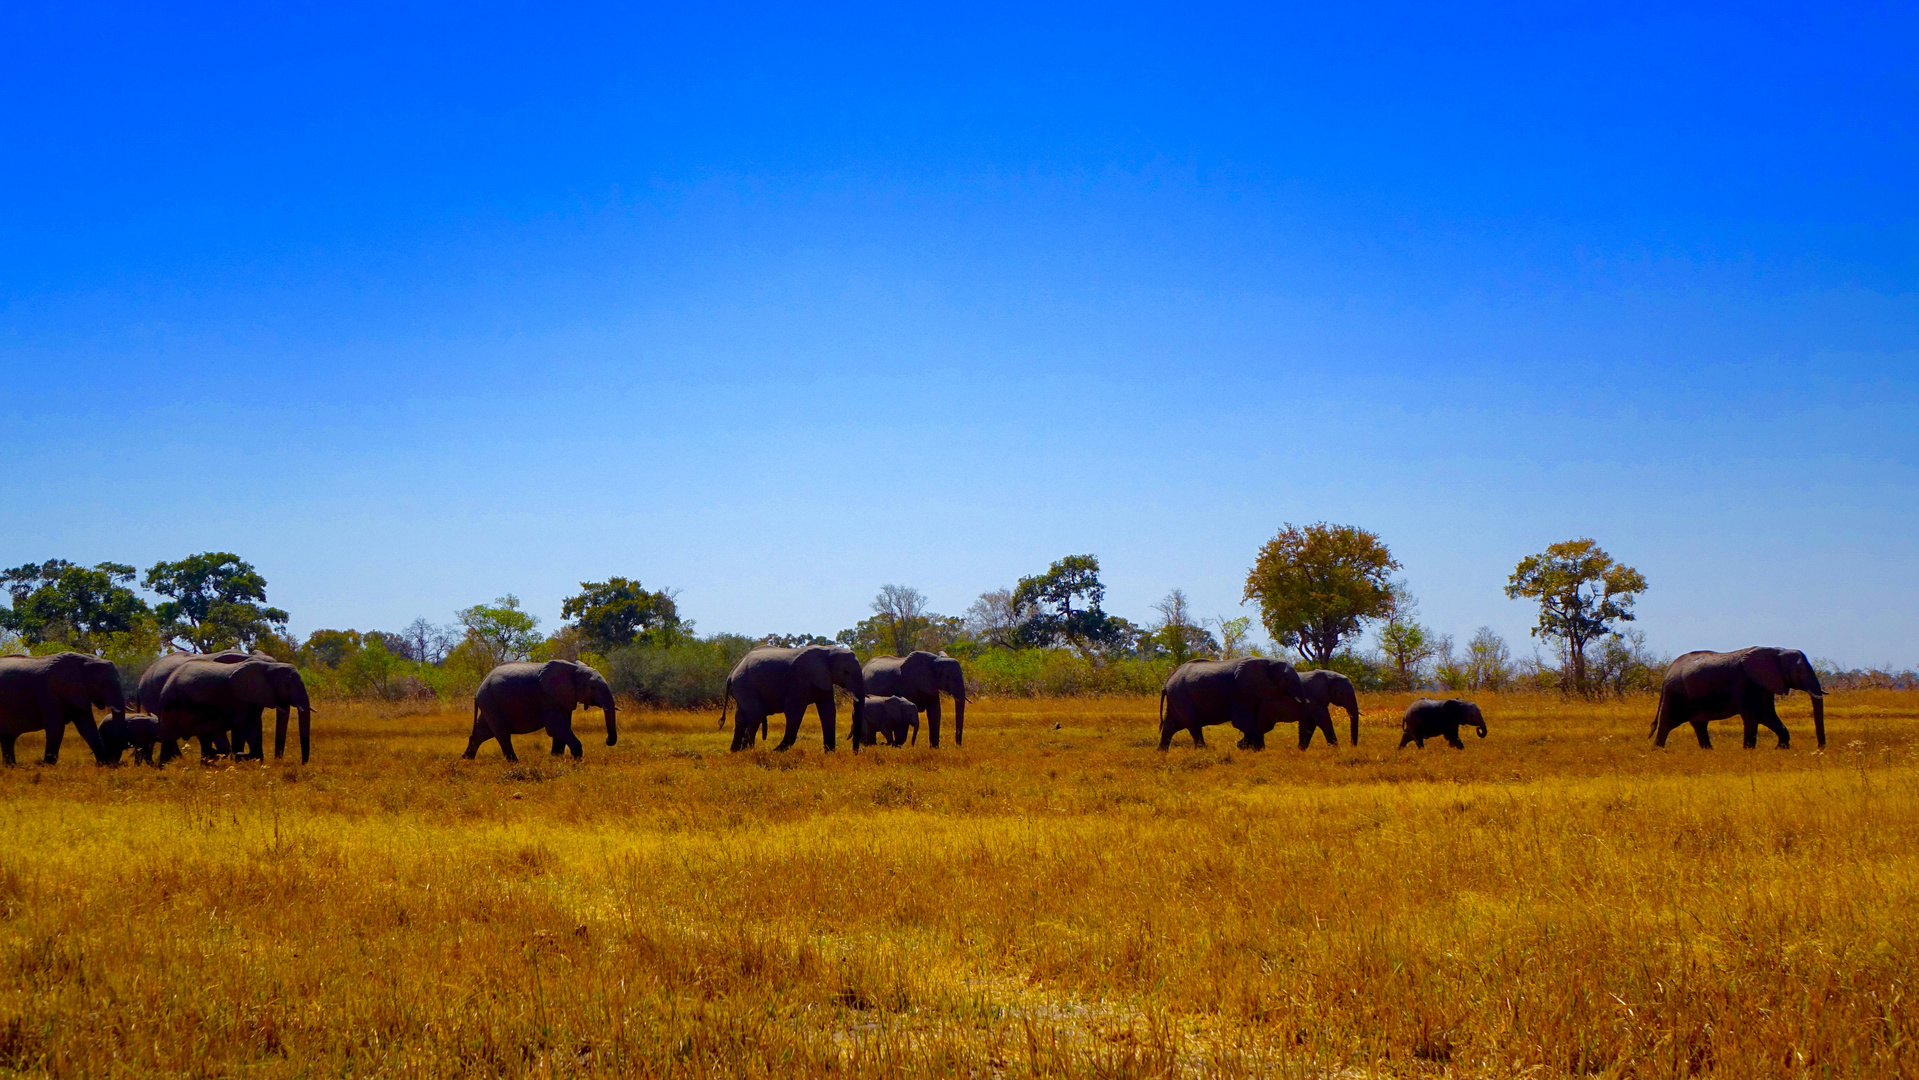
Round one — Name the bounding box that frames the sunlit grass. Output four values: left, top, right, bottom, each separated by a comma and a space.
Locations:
0, 690, 1913, 1076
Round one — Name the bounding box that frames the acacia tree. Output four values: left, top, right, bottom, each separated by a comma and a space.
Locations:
1242, 523, 1400, 666
1504, 538, 1647, 696
143, 553, 288, 651
1010, 555, 1125, 652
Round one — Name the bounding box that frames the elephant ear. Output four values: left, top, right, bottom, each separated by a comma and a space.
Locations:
1741, 649, 1790, 695
538, 661, 575, 702
1235, 658, 1274, 699
902, 650, 935, 683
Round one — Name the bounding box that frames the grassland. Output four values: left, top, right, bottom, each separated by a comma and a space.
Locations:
0, 690, 1915, 1078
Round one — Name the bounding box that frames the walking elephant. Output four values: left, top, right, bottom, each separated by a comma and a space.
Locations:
1158, 657, 1306, 750
1399, 698, 1485, 749
464, 660, 617, 762
157, 657, 313, 763
0, 652, 122, 764
862, 651, 967, 747
97, 714, 163, 765
138, 650, 272, 758
857, 695, 920, 747
720, 645, 866, 753
1651, 647, 1825, 749
1265, 669, 1361, 748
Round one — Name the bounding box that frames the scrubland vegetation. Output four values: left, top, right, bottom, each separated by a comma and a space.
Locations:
0, 690, 1914, 1077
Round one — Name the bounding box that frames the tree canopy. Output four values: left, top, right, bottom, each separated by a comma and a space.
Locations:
144, 552, 289, 652
1242, 523, 1400, 665
455, 595, 543, 667
1505, 538, 1647, 695
0, 559, 151, 647
561, 577, 682, 652
1010, 555, 1128, 651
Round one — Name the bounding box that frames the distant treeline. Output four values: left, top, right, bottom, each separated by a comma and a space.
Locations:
4, 528, 1903, 704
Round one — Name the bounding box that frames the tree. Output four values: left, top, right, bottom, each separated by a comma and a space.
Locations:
561, 578, 682, 652
763, 632, 833, 648
399, 617, 460, 664
144, 553, 289, 652
301, 629, 365, 669
1373, 583, 1437, 690
868, 584, 932, 657
0, 559, 152, 647
1216, 616, 1261, 660
1505, 538, 1647, 696
1149, 588, 1218, 663
1010, 555, 1126, 651
1465, 627, 1512, 691
1242, 523, 1400, 666
962, 589, 1020, 648
456, 595, 543, 668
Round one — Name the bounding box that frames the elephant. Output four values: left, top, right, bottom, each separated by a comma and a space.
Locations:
97, 714, 163, 765
857, 695, 921, 747
862, 651, 967, 747
1650, 647, 1825, 750
1264, 668, 1361, 749
719, 645, 866, 753
1158, 657, 1307, 750
0, 652, 122, 764
1399, 698, 1486, 749
138, 650, 272, 758
156, 657, 313, 763
464, 660, 617, 762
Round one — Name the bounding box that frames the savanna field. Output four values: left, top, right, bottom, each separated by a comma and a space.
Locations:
2, 691, 1916, 1078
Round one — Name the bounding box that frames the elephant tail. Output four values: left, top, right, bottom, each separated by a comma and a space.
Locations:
1158, 687, 1167, 729
1649, 683, 1670, 740
717, 682, 731, 729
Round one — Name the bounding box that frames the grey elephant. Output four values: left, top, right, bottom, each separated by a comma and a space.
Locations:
720, 645, 866, 753
97, 714, 163, 765
464, 660, 617, 762
1399, 698, 1485, 749
1651, 647, 1825, 749
138, 650, 272, 758
1265, 668, 1361, 749
1158, 657, 1307, 750
0, 652, 122, 764
157, 657, 313, 763
862, 651, 967, 747
857, 695, 920, 746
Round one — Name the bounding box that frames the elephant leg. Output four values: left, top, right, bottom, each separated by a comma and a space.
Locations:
1446, 729, 1466, 749
1397, 730, 1413, 749
70, 711, 106, 763
1317, 711, 1339, 748
0, 734, 14, 766
1752, 700, 1790, 748
42, 722, 64, 764
462, 716, 491, 759
1741, 713, 1761, 749
772, 704, 803, 752
1692, 720, 1713, 749
159, 739, 182, 763
730, 704, 763, 752
550, 737, 566, 756
495, 728, 519, 762
924, 698, 941, 749
818, 696, 838, 751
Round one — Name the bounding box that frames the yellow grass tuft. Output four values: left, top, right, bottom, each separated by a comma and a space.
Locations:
0, 690, 1913, 1076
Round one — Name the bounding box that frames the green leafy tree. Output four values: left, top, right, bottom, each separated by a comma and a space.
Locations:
1505, 538, 1648, 696
1010, 555, 1126, 652
144, 553, 289, 651
1216, 616, 1261, 660
561, 577, 682, 652
1373, 584, 1436, 690
456, 595, 543, 668
764, 632, 833, 648
1243, 523, 1400, 666
0, 559, 152, 647
300, 629, 366, 669
1149, 589, 1218, 663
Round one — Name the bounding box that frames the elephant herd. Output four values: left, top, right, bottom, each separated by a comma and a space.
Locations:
0, 642, 1829, 768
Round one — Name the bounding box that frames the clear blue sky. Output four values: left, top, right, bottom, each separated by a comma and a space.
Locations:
4, 2, 1915, 665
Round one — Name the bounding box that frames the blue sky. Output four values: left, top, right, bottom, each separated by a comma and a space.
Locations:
4, 2, 1915, 664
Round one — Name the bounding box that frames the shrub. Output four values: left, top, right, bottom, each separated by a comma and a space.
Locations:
604, 634, 758, 709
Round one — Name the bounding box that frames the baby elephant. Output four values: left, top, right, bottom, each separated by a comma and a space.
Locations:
1399, 698, 1487, 749
858, 696, 920, 747
97, 714, 164, 765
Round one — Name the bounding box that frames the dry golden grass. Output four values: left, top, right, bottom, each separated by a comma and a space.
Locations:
0, 690, 1915, 1077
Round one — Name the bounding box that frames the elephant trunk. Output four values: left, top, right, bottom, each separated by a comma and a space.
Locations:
599, 686, 618, 746
1811, 693, 1825, 749
952, 692, 965, 746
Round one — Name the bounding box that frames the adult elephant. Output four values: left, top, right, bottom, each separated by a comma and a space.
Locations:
138, 650, 271, 758
862, 651, 967, 747
0, 652, 122, 764
1158, 657, 1306, 750
1265, 669, 1361, 749
464, 660, 617, 762
1651, 647, 1825, 750
156, 657, 313, 763
720, 645, 865, 753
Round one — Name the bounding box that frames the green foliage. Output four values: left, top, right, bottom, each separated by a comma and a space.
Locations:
1146, 589, 1217, 664
1505, 539, 1648, 696
1243, 523, 1400, 665
1373, 584, 1436, 690
762, 633, 834, 648
561, 577, 682, 652
455, 595, 542, 668
1010, 555, 1128, 651
604, 634, 759, 708
1299, 650, 1389, 692
0, 559, 153, 647
1216, 616, 1262, 660
144, 552, 289, 651
966, 647, 1176, 697
301, 629, 365, 670
836, 585, 962, 662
